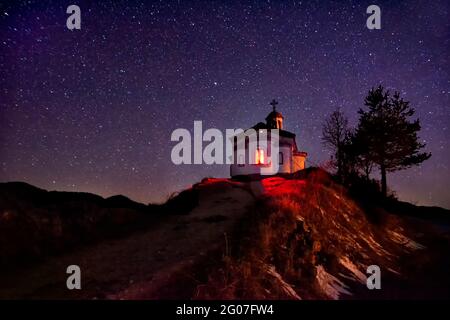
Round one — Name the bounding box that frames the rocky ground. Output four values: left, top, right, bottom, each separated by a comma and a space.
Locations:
0, 170, 449, 299
0, 179, 254, 299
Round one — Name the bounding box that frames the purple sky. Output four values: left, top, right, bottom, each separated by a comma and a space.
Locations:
0, 0, 449, 208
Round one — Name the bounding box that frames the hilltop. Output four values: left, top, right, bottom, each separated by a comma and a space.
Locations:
0, 168, 449, 299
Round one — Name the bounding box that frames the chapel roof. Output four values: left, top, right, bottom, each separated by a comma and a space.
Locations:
265, 99, 284, 120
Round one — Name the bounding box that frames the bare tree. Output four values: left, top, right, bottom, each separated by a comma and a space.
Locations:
322, 109, 349, 180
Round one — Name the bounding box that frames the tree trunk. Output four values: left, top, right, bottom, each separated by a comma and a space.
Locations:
336, 145, 342, 181
337, 159, 342, 180
380, 164, 387, 197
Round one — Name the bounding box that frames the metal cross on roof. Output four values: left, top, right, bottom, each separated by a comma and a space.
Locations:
270, 99, 278, 111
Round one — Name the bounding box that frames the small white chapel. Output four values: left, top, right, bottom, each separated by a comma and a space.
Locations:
230, 99, 307, 178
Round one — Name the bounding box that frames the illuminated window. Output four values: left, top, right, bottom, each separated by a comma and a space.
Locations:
256, 149, 265, 165
260, 149, 264, 164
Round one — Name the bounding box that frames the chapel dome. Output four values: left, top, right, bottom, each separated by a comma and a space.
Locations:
265, 99, 284, 129
265, 110, 283, 121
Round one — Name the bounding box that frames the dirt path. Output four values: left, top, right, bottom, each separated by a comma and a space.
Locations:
0, 179, 254, 299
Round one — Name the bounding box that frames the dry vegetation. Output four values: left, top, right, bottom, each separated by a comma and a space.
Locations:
1, 169, 448, 299
194, 169, 450, 299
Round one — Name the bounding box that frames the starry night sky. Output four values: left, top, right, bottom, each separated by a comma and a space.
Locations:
0, 0, 449, 207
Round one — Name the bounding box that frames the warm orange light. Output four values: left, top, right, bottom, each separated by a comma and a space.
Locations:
260, 149, 265, 164
256, 149, 265, 165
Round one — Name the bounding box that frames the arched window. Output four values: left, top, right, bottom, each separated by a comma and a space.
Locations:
279, 152, 284, 165
256, 149, 265, 165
